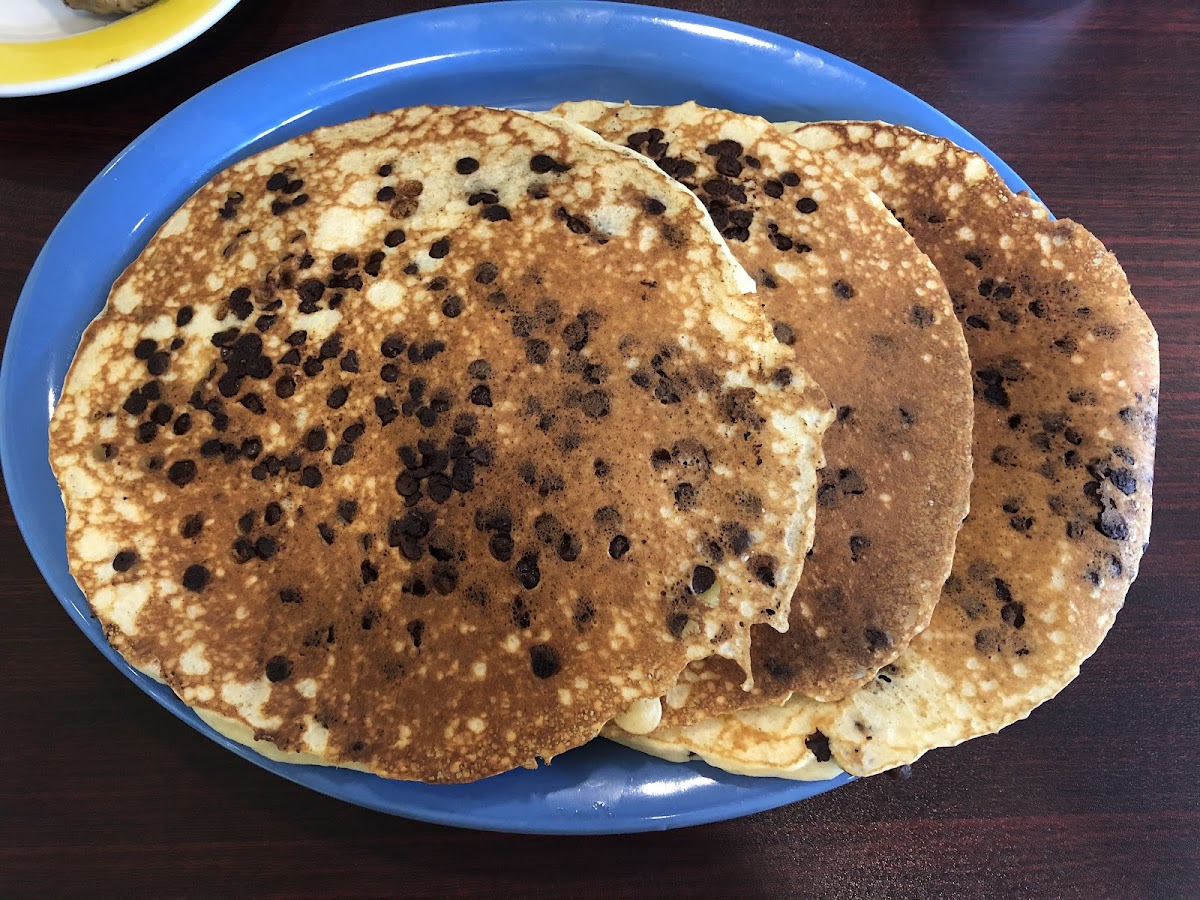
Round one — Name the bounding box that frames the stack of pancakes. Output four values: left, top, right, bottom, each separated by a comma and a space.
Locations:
50, 103, 1158, 784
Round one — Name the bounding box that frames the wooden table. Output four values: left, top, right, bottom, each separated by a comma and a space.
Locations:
2, 1, 1196, 895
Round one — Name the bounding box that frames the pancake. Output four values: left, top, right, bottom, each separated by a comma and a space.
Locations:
49, 105, 834, 783
608, 122, 1158, 777
553, 101, 974, 718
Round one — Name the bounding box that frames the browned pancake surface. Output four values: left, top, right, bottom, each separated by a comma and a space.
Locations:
555, 102, 974, 715
609, 122, 1158, 777
50, 106, 833, 782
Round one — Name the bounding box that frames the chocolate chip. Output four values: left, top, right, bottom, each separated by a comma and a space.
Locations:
149, 403, 172, 426
232, 536, 255, 564
299, 466, 322, 488
240, 393, 266, 415
849, 534, 871, 561
531, 154, 567, 174
326, 386, 349, 409
643, 197, 666, 215
331, 253, 357, 272
332, 443, 355, 465
860, 628, 889, 654
262, 502, 282, 527
265, 655, 292, 682
255, 535, 277, 560
715, 155, 742, 177
529, 644, 560, 678
1097, 508, 1129, 541
427, 473, 452, 503
525, 339, 551, 365
910, 305, 933, 328
773, 321, 795, 345
318, 335, 343, 361
449, 412, 477, 437
805, 731, 832, 762
450, 457, 476, 493
1001, 602, 1026, 629
691, 565, 716, 594
751, 556, 776, 586
279, 587, 302, 604
146, 352, 170, 376
123, 391, 147, 417
275, 375, 296, 399
317, 522, 335, 545
384, 228, 406, 247
482, 204, 511, 222
768, 230, 793, 252
456, 157, 479, 174
166, 459, 196, 487
479, 530, 512, 563
580, 390, 610, 419
556, 206, 591, 235
561, 318, 589, 352
429, 237, 450, 258
1109, 468, 1137, 495
666, 612, 689, 638
112, 550, 137, 572
395, 472, 420, 498
469, 385, 492, 407
182, 564, 210, 592
609, 534, 630, 560
298, 278, 324, 305
977, 369, 1010, 408
796, 197, 819, 214
302, 427, 326, 453
572, 597, 596, 629
832, 280, 855, 300
674, 482, 697, 510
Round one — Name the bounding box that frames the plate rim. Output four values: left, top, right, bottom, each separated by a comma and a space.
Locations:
0, 0, 1037, 834
0, 0, 242, 98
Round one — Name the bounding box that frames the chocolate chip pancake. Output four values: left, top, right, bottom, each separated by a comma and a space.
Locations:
554, 102, 974, 718
608, 122, 1158, 777
49, 106, 833, 783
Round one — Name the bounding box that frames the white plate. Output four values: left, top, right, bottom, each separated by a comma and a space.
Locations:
0, 0, 240, 97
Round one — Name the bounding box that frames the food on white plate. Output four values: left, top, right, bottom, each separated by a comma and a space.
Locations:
63, 0, 158, 15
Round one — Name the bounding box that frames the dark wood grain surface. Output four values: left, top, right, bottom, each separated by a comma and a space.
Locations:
2, 1, 1197, 896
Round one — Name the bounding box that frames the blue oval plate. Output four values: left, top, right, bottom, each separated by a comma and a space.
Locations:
0, 1, 1035, 834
